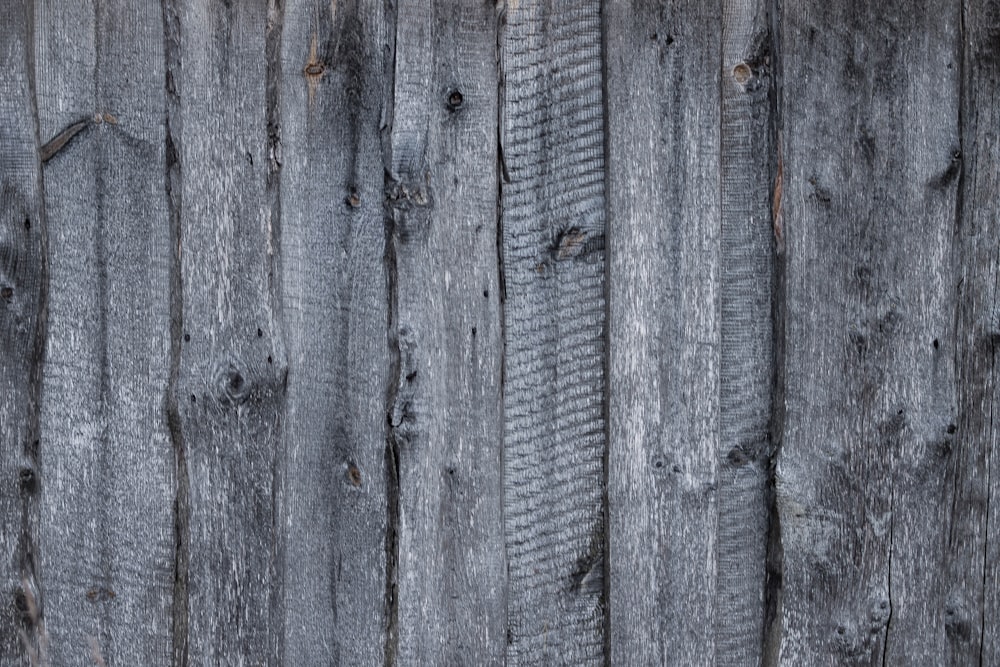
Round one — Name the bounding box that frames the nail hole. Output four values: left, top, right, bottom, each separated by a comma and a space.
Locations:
933, 338, 939, 349
190, 394, 196, 403
947, 423, 957, 434
24, 218, 30, 230
447, 90, 464, 111
184, 333, 190, 342
471, 326, 477, 336
257, 328, 263, 338
304, 62, 325, 77
0, 287, 13, 300
267, 356, 273, 364
483, 289, 489, 298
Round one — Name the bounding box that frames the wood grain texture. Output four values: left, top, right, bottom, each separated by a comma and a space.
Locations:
170, 0, 287, 662
0, 3, 46, 664
33, 0, 175, 663
718, 0, 774, 664
499, 0, 607, 662
959, 1, 1000, 662
605, 1, 721, 664
277, 0, 390, 663
775, 2, 961, 664
387, 0, 505, 663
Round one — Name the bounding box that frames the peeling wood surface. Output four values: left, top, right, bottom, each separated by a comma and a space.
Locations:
1, 0, 999, 665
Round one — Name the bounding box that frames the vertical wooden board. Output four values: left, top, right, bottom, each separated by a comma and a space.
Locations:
718, 0, 774, 664
963, 1, 1000, 662
171, 0, 286, 662
605, 1, 721, 664
33, 0, 175, 663
0, 3, 46, 664
500, 0, 607, 662
775, 2, 960, 664
386, 0, 505, 663
277, 0, 389, 663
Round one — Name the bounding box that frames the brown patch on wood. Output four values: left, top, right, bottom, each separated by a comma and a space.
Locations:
39, 118, 90, 162
555, 227, 587, 260
347, 464, 362, 487
304, 33, 325, 107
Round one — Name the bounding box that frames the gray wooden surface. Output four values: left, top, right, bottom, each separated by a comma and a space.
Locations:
2, 0, 1000, 665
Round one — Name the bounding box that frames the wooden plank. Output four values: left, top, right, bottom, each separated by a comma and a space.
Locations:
605, 1, 722, 664
961, 2, 1000, 662
775, 2, 961, 663
499, 0, 607, 662
277, 0, 390, 663
32, 1, 175, 663
386, 0, 505, 663
718, 0, 775, 664
0, 3, 46, 664
169, 0, 286, 662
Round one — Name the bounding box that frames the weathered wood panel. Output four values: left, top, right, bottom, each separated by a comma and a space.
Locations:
500, 0, 608, 662
387, 0, 505, 663
0, 4, 46, 664
33, 0, 175, 663
606, 1, 724, 664
169, 0, 287, 662
277, 0, 390, 663
718, 0, 775, 664
775, 1, 961, 664
959, 1, 1000, 662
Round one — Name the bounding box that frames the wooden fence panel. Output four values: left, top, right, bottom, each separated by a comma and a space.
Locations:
960, 1, 1000, 662
33, 1, 175, 664
605, 1, 726, 664
277, 0, 390, 663
775, 1, 962, 664
387, 0, 506, 663
4, 1, 1000, 664
169, 0, 287, 662
500, 0, 608, 663
0, 4, 46, 664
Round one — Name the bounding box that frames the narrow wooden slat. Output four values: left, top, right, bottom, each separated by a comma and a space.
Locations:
33, 1, 175, 663
386, 0, 505, 663
170, 0, 286, 662
605, 1, 722, 664
278, 0, 390, 662
383, 0, 506, 663
960, 2, 1000, 662
0, 4, 46, 664
718, 0, 775, 664
776, 2, 961, 663
499, 0, 607, 662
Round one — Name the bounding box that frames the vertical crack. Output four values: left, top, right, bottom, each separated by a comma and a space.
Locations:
21, 0, 50, 661
161, 1, 188, 665
597, 0, 613, 661
381, 1, 401, 663
264, 0, 286, 663
761, 0, 785, 663
494, 0, 511, 660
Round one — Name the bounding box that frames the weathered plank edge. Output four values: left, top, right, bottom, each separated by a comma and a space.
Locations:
160, 0, 187, 663
762, 0, 785, 662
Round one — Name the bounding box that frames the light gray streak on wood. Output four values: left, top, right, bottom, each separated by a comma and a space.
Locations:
33, 0, 175, 663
